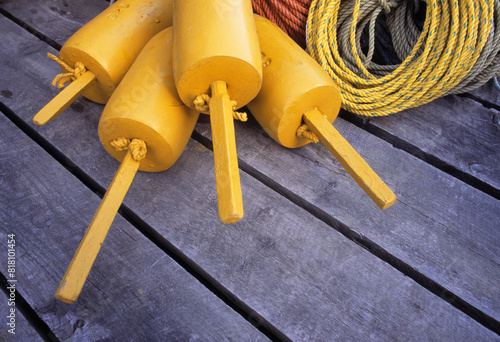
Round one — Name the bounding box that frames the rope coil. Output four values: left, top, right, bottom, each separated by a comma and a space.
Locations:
47, 52, 87, 89
252, 0, 312, 48
110, 138, 147, 162
306, 0, 500, 116
494, 77, 500, 91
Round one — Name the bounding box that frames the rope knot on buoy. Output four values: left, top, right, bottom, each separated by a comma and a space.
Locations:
296, 124, 319, 143
194, 93, 211, 113
47, 52, 87, 89
110, 138, 147, 162
230, 100, 248, 122
194, 94, 248, 121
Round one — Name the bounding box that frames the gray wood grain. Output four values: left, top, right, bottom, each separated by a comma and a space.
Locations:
1, 0, 498, 192
0, 13, 498, 341
0, 290, 44, 342
468, 81, 500, 107
362, 94, 500, 191
206, 114, 500, 323
0, 0, 106, 45
0, 115, 268, 341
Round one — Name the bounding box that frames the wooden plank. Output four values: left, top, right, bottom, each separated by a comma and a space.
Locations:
1, 14, 499, 341
467, 81, 500, 107
226, 111, 500, 319
358, 94, 500, 192
0, 0, 106, 45
210, 114, 500, 323
238, 110, 500, 309
3, 0, 499, 191
0, 290, 44, 341
0, 115, 268, 340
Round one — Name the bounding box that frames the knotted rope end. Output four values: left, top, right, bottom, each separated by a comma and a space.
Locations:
110, 138, 147, 162
47, 52, 87, 89
195, 94, 247, 121
231, 100, 247, 122
194, 94, 211, 113
296, 124, 319, 143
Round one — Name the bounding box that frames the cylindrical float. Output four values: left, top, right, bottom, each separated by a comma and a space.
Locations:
172, 0, 263, 223
34, 0, 173, 125
248, 15, 396, 209
55, 27, 199, 304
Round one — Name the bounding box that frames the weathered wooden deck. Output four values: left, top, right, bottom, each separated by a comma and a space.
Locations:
0, 1, 499, 341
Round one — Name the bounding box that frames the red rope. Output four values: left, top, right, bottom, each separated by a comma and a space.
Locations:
252, 0, 312, 48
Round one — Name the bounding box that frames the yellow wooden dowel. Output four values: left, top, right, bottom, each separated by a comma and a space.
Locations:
303, 108, 396, 209
33, 71, 96, 126
208, 81, 244, 223
56, 149, 140, 303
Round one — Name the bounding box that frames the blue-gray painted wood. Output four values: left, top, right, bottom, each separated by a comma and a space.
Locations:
0, 290, 44, 342
0, 10, 498, 341
0, 113, 269, 341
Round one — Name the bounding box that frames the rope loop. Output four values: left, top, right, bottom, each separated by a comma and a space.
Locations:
306, 0, 500, 116
194, 94, 211, 113
296, 124, 319, 143
128, 139, 147, 161
110, 138, 147, 162
110, 137, 131, 151
194, 94, 247, 121
233, 111, 248, 121
47, 52, 87, 89
377, 0, 393, 14
231, 100, 248, 122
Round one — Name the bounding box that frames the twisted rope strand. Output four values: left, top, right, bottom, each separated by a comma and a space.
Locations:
296, 124, 319, 143
47, 52, 87, 89
252, 0, 312, 47
110, 138, 147, 162
194, 94, 248, 121
307, 0, 500, 116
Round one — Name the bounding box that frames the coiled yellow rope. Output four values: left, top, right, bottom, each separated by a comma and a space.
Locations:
307, 0, 500, 116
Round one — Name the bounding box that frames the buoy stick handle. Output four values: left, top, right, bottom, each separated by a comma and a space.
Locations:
33, 71, 96, 126
55, 151, 140, 303
209, 81, 244, 223
303, 108, 396, 209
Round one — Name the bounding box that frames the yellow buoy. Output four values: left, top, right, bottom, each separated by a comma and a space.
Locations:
33, 0, 173, 126
172, 0, 262, 224
248, 16, 396, 209
55, 27, 199, 304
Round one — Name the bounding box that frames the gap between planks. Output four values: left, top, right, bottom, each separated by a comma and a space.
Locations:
0, 272, 58, 342
0, 103, 288, 342
0, 4, 497, 202
1, 5, 499, 338
339, 110, 500, 200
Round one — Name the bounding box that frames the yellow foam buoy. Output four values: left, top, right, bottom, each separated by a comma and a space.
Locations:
33, 0, 173, 126
172, 0, 262, 224
248, 16, 396, 209
55, 27, 199, 304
